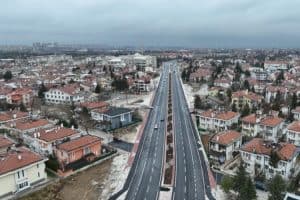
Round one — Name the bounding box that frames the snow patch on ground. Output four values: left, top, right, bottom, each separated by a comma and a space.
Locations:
100, 152, 130, 200
182, 83, 195, 109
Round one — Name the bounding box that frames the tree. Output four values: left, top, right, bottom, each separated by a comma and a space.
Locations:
194, 95, 202, 109
239, 177, 257, 200
112, 78, 129, 91
231, 103, 237, 112
241, 103, 250, 117
291, 93, 297, 110
269, 150, 280, 168
68, 78, 75, 84
245, 70, 251, 77
95, 83, 102, 94
38, 83, 48, 98
226, 88, 232, 102
233, 163, 247, 194
3, 70, 12, 81
19, 103, 27, 112
221, 175, 234, 193
276, 70, 284, 85
268, 174, 286, 200
243, 80, 250, 90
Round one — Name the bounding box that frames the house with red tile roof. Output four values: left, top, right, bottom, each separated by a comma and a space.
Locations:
55, 135, 102, 171
189, 68, 212, 82
209, 130, 242, 164
292, 106, 300, 121
5, 88, 33, 107
231, 90, 263, 110
198, 109, 240, 131
0, 147, 47, 198
286, 121, 300, 146
265, 85, 289, 103
241, 113, 284, 141
240, 138, 298, 180
22, 126, 81, 156
44, 83, 85, 105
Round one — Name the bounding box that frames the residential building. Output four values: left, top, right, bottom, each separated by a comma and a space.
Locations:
209, 130, 242, 164
44, 84, 85, 105
6, 88, 33, 107
198, 110, 240, 131
23, 127, 81, 155
286, 121, 300, 146
214, 78, 232, 89
292, 107, 300, 120
8, 119, 53, 136
231, 90, 263, 110
55, 135, 102, 170
0, 148, 47, 198
241, 114, 284, 141
91, 107, 133, 130
265, 85, 288, 103
80, 101, 109, 112
240, 138, 298, 180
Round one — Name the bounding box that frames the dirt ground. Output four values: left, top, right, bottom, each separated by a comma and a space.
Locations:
20, 159, 113, 200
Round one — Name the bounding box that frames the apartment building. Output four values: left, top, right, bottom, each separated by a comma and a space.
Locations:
240, 138, 298, 180
209, 130, 242, 164
198, 110, 240, 131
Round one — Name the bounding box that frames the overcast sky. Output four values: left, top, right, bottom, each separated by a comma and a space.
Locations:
1, 0, 300, 48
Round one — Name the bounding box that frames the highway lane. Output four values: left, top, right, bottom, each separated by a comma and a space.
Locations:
172, 65, 215, 200
111, 62, 171, 200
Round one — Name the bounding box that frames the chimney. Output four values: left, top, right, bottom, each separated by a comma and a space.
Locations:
13, 114, 17, 119
71, 125, 74, 130
17, 154, 22, 160
61, 123, 63, 128
216, 136, 219, 141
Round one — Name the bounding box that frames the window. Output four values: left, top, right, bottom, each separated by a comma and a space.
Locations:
120, 114, 125, 122
17, 171, 20, 179
38, 172, 40, 177
19, 182, 28, 190
256, 155, 261, 160
37, 164, 39, 168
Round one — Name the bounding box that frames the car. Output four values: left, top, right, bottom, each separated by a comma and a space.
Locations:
161, 118, 165, 122
154, 124, 158, 129
160, 186, 170, 191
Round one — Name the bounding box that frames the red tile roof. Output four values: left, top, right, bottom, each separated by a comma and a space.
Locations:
287, 121, 300, 132
0, 111, 28, 122
39, 127, 78, 142
200, 110, 239, 121
260, 116, 283, 127
0, 136, 14, 149
211, 130, 241, 145
232, 90, 263, 102
57, 135, 101, 152
0, 148, 44, 175
242, 114, 257, 124
15, 119, 50, 130
242, 138, 297, 161
80, 101, 109, 110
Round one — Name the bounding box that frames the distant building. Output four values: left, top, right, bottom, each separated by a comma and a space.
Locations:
0, 148, 47, 198
209, 130, 242, 164
240, 138, 298, 180
292, 106, 300, 120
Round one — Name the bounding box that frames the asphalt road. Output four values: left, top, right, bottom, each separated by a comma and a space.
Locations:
172, 65, 215, 200
111, 61, 215, 200
110, 62, 171, 200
